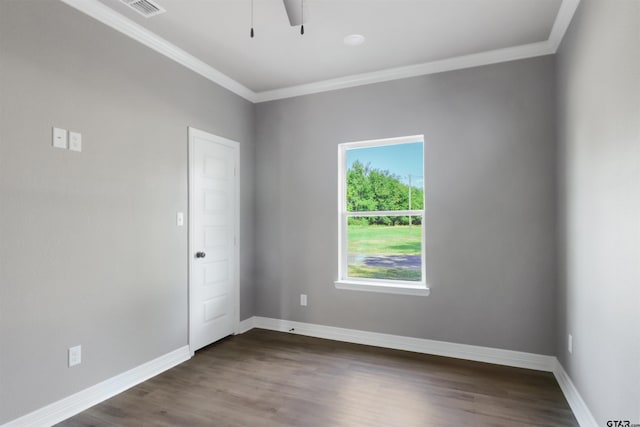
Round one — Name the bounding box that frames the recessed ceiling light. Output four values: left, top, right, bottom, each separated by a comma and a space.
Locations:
344, 34, 366, 47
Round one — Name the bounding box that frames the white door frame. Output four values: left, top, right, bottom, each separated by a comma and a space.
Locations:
188, 126, 240, 355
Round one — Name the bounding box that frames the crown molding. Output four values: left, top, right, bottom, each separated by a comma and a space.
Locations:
60, 0, 579, 104
548, 0, 581, 51
256, 0, 580, 102
59, 0, 257, 102
254, 40, 554, 102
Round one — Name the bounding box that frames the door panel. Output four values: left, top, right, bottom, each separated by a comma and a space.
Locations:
189, 128, 239, 352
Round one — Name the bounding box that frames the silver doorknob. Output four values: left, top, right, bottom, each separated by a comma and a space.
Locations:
195, 251, 206, 258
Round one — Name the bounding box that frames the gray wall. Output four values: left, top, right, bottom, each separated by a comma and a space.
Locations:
6, 0, 637, 423
0, 1, 255, 423
556, 0, 640, 424
255, 56, 558, 355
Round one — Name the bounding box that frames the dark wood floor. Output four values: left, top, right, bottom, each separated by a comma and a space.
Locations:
58, 329, 578, 427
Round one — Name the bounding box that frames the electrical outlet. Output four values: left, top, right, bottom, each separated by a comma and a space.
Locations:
568, 334, 573, 354
300, 294, 307, 306
69, 345, 82, 367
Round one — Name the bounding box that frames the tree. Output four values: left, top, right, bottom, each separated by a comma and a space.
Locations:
347, 161, 423, 226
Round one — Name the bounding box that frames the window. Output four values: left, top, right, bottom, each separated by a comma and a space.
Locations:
335, 135, 429, 296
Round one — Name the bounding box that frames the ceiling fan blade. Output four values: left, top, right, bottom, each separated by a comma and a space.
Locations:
283, 0, 307, 26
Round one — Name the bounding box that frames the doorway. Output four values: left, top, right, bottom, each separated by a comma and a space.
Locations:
188, 127, 240, 353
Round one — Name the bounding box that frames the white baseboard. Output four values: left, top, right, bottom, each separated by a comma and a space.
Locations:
243, 316, 600, 426
552, 359, 598, 427
2, 346, 191, 427
7, 319, 596, 427
237, 316, 255, 334
250, 316, 556, 372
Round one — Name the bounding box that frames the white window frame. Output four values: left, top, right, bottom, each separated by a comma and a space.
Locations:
335, 135, 430, 296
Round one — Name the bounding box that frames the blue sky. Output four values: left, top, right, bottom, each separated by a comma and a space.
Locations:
346, 142, 423, 186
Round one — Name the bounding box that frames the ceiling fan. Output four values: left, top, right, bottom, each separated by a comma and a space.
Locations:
252, 0, 308, 37
282, 0, 307, 27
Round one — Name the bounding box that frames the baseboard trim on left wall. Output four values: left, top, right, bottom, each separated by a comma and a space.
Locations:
1, 346, 191, 427
5, 318, 597, 427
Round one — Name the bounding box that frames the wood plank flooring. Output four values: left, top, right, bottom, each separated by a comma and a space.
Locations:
58, 329, 578, 427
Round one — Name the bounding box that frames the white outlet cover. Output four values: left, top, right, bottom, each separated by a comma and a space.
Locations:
69, 131, 82, 152
52, 127, 68, 149
176, 212, 184, 226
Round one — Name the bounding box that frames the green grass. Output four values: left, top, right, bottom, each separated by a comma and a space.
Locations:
347, 224, 422, 281
348, 265, 421, 281
348, 225, 421, 255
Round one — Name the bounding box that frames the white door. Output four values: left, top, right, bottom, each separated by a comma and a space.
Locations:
189, 127, 239, 353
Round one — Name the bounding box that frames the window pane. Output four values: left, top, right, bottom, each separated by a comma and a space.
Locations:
347, 216, 422, 281
346, 142, 423, 212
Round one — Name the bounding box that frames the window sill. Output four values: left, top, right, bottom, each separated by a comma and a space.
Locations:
334, 280, 430, 296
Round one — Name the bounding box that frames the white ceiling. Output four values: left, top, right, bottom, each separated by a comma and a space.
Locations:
65, 0, 579, 102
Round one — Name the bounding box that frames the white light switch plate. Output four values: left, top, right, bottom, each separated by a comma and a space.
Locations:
68, 345, 82, 367
52, 127, 68, 149
69, 132, 82, 152
176, 212, 184, 226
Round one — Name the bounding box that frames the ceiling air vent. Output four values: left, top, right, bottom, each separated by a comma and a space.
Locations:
120, 0, 166, 18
